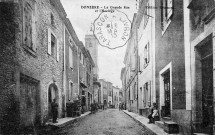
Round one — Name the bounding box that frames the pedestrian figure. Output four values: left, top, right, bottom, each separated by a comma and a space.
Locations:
119, 103, 121, 111
147, 103, 158, 124
51, 98, 58, 123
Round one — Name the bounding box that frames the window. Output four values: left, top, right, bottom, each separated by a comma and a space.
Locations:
51, 34, 56, 57
23, 1, 37, 53
68, 82, 73, 100
133, 82, 137, 100
69, 47, 73, 68
143, 81, 151, 107
144, 42, 150, 68
51, 13, 55, 26
161, 0, 173, 32
87, 73, 90, 86
80, 52, 82, 62
48, 28, 59, 61
188, 0, 215, 26
90, 65, 92, 72
130, 85, 133, 100
83, 57, 85, 65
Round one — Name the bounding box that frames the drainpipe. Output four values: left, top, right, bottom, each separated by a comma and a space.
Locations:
63, 24, 66, 116
136, 26, 139, 114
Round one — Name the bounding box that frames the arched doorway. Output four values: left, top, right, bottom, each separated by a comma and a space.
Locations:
48, 83, 58, 119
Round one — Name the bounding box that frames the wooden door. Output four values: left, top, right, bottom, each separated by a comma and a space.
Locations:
202, 55, 213, 133
164, 71, 170, 117
20, 76, 38, 127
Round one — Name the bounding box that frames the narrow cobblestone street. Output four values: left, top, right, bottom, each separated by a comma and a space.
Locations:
49, 109, 146, 135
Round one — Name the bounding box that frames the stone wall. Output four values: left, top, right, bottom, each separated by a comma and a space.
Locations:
35, 0, 65, 122
0, 1, 22, 134
172, 110, 192, 134
0, 1, 66, 132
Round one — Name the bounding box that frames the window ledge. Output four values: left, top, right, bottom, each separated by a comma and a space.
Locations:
23, 45, 37, 58
144, 63, 149, 69
203, 8, 215, 24
47, 53, 58, 62
162, 20, 171, 36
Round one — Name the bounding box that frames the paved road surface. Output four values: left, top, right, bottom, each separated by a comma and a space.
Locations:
50, 109, 147, 135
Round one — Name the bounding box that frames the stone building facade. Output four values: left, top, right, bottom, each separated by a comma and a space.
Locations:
123, 14, 139, 113
0, 0, 97, 134
85, 34, 99, 79
113, 86, 120, 108
154, 0, 188, 134
79, 42, 95, 112
120, 67, 126, 109
85, 50, 95, 109
186, 0, 215, 134
0, 0, 67, 133
121, 0, 215, 134
99, 79, 109, 107
64, 18, 80, 111
107, 81, 113, 107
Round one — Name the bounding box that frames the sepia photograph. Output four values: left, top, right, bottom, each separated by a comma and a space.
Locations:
0, 0, 214, 134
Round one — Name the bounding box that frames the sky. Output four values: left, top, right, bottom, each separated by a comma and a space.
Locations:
61, 0, 137, 88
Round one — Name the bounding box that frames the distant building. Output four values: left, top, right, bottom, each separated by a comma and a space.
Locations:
119, 89, 123, 105
99, 79, 109, 107
120, 67, 126, 109
64, 18, 80, 112
85, 32, 99, 79
123, 14, 138, 113
107, 82, 113, 107
78, 42, 95, 112
93, 81, 101, 103
113, 86, 121, 108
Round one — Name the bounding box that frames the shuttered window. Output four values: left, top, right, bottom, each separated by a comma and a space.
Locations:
144, 42, 150, 68
23, 1, 37, 55
69, 47, 73, 68
161, 0, 173, 31
48, 28, 59, 61
143, 81, 151, 107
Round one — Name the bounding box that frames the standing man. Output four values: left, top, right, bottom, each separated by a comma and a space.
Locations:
51, 98, 58, 123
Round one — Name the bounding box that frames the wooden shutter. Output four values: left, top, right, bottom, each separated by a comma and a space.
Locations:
148, 81, 151, 107
56, 39, 59, 61
48, 28, 51, 55
167, 0, 173, 19
133, 83, 136, 100
144, 84, 146, 107
147, 42, 150, 63
131, 54, 136, 71
32, 13, 37, 52
130, 86, 133, 100
69, 47, 73, 68
144, 46, 147, 66
160, 0, 164, 30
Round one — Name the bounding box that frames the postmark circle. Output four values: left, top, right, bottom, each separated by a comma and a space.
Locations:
93, 10, 131, 49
